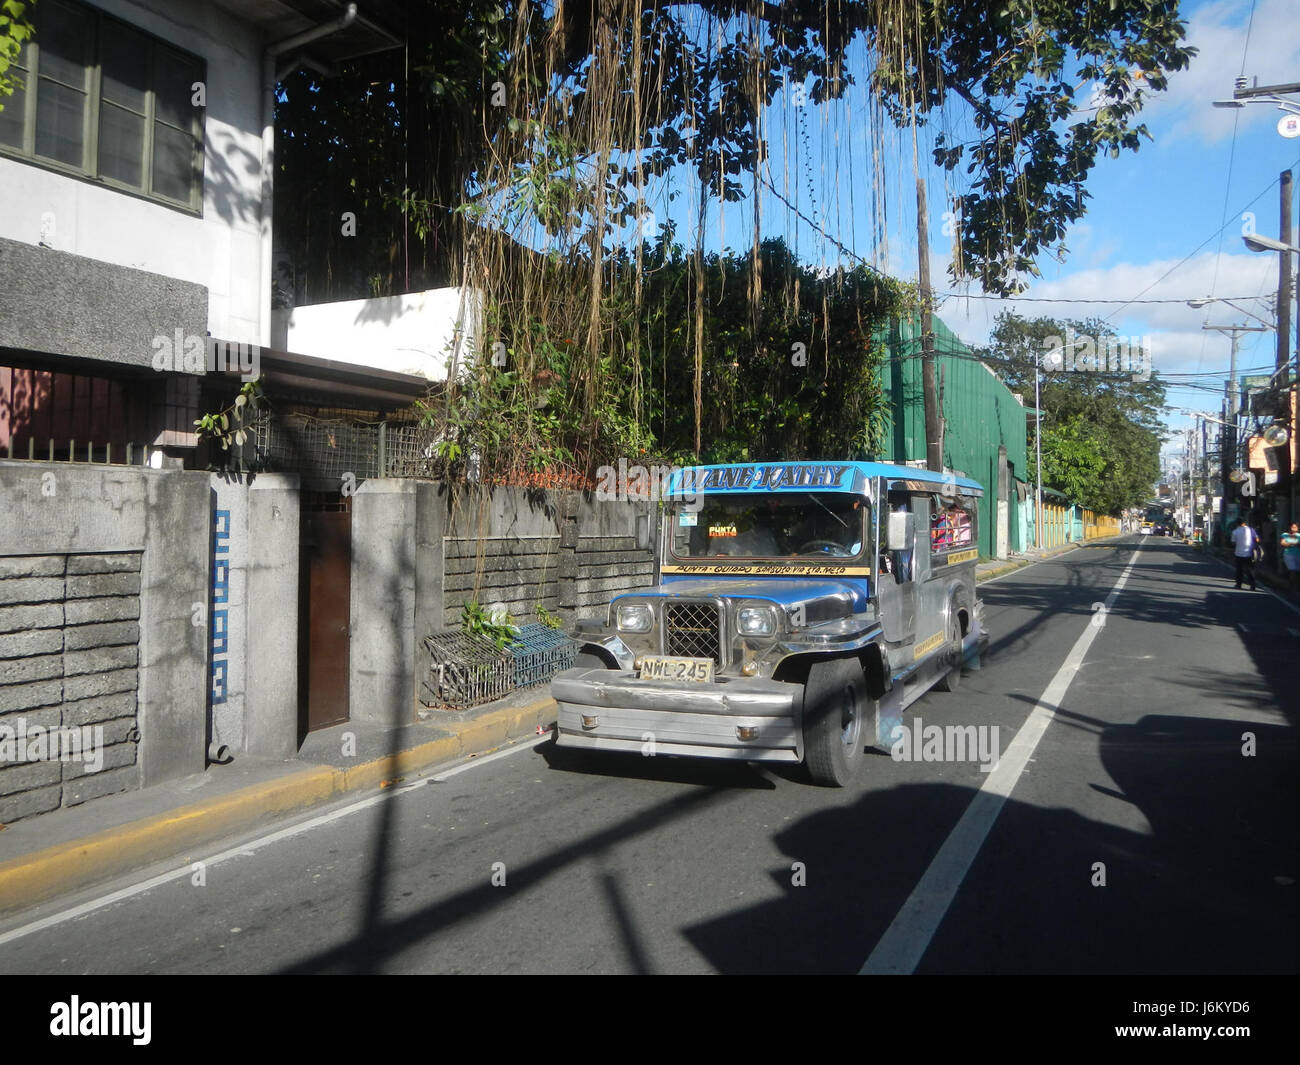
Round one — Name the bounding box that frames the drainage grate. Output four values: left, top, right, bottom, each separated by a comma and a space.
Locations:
421, 622, 577, 711
663, 600, 722, 664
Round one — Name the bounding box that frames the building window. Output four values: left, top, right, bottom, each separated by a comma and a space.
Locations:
0, 0, 205, 211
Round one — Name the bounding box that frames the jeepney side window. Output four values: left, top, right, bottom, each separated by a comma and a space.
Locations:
931, 496, 975, 552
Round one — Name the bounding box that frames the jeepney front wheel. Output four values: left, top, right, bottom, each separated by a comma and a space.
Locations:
803, 657, 868, 787
934, 613, 963, 692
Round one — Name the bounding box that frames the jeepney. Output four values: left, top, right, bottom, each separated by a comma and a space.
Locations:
551, 461, 989, 786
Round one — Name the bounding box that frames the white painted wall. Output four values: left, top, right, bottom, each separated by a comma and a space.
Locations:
286, 287, 481, 381
0, 0, 265, 345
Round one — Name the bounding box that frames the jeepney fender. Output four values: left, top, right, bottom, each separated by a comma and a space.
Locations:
574, 633, 636, 671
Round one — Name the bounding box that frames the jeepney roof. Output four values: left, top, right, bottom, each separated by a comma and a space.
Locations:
661, 461, 984, 499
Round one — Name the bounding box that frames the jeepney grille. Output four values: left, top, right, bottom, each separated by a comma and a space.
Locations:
663, 601, 722, 664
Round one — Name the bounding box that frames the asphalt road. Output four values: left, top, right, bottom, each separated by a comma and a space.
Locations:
1, 536, 1296, 974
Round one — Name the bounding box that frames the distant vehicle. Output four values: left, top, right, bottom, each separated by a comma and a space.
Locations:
1140, 522, 1153, 535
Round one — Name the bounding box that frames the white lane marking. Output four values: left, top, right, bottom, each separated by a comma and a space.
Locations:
0, 733, 548, 948
1238, 624, 1251, 635
860, 545, 1144, 975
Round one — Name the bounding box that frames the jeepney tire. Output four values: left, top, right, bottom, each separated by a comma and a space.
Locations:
574, 652, 610, 669
934, 614, 963, 692
803, 657, 868, 787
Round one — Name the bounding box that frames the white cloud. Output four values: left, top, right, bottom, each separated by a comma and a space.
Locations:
934, 250, 1282, 378
1144, 0, 1300, 145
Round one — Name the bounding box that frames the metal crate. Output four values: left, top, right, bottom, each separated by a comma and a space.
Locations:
508, 622, 579, 689
422, 622, 577, 711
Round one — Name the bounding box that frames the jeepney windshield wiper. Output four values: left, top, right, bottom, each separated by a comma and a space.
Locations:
808, 493, 848, 528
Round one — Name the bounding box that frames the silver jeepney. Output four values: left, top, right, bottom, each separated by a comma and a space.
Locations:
551, 461, 988, 786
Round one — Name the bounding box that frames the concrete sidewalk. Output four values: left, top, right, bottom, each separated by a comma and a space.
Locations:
0, 535, 1126, 919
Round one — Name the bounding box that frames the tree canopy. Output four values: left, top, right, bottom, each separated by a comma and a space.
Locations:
269, 0, 1194, 472
973, 310, 1166, 514
276, 0, 1195, 300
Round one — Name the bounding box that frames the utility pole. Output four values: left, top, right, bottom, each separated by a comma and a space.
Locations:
916, 177, 944, 473
1279, 170, 1292, 376
1201, 414, 1209, 540
1203, 323, 1267, 528
1281, 170, 1297, 543
1034, 357, 1043, 549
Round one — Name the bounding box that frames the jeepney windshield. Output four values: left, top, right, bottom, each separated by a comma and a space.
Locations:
668, 493, 868, 560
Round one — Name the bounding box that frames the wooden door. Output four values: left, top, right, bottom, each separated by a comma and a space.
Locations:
299, 498, 351, 734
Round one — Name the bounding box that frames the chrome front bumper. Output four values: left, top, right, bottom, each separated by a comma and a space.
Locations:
551, 668, 803, 762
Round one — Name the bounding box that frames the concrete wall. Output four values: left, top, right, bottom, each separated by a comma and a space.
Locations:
0, 461, 209, 821
442, 486, 656, 626
208, 472, 299, 759
0, 550, 142, 820
0, 237, 210, 374
285, 287, 481, 381
351, 481, 658, 726
0, 0, 265, 346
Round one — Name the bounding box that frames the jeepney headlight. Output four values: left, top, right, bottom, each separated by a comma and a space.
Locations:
737, 605, 777, 637
616, 603, 653, 633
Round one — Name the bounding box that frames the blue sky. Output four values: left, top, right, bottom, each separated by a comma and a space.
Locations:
625, 0, 1300, 469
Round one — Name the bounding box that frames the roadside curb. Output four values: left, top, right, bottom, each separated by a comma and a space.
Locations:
0, 695, 557, 917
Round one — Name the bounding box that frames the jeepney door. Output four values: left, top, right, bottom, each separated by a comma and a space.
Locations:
875, 488, 919, 643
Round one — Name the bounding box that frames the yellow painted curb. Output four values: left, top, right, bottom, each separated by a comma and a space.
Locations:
0, 695, 560, 916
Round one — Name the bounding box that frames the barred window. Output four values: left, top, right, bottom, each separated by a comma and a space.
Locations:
0, 0, 205, 211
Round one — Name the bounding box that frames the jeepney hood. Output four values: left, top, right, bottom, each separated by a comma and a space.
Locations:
618, 577, 870, 616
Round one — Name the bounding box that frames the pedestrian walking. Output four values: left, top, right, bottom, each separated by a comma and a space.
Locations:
1281, 522, 1300, 593
1231, 518, 1261, 590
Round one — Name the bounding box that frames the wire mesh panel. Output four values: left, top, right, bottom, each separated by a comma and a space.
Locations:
251, 413, 381, 482
386, 423, 444, 478
422, 622, 577, 710
663, 600, 722, 663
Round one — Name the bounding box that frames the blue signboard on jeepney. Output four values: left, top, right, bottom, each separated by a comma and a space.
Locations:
661, 461, 984, 498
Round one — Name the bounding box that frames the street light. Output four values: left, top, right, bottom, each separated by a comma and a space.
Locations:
1212, 93, 1300, 117
1243, 233, 1300, 255
1186, 295, 1276, 329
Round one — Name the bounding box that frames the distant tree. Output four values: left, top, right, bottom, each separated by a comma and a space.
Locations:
974, 311, 1165, 513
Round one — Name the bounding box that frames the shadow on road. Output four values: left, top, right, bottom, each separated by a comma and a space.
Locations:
681, 709, 1298, 973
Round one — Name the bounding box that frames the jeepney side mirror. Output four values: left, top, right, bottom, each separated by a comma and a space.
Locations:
887, 511, 914, 550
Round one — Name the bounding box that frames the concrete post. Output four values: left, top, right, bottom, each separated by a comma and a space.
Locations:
349, 479, 416, 727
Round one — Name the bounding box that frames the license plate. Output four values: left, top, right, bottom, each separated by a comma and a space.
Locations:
638, 656, 715, 682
